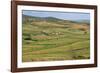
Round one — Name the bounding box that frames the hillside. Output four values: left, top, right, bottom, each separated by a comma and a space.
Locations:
22, 14, 90, 62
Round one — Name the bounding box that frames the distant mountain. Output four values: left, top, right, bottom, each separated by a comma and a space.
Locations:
22, 14, 43, 20
22, 14, 69, 24
22, 14, 90, 25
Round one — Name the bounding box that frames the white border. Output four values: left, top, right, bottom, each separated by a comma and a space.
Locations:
17, 5, 94, 68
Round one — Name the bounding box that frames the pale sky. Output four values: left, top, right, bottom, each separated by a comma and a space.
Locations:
22, 10, 90, 21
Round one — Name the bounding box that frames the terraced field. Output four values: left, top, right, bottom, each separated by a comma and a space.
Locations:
22, 15, 90, 62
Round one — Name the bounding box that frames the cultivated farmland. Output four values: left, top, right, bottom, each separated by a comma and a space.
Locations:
22, 15, 90, 62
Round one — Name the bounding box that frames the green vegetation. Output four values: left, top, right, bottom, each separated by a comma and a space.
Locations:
22, 15, 90, 62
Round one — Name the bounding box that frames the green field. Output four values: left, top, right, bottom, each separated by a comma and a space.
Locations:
22, 15, 90, 62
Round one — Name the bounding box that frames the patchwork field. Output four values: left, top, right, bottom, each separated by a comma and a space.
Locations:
22, 15, 90, 62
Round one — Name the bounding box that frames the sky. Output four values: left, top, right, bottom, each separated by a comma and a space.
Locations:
22, 10, 90, 21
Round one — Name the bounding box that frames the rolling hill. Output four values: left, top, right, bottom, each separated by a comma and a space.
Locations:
22, 14, 90, 62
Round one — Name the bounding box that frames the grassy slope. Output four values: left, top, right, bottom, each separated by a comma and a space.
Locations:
22, 15, 90, 62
